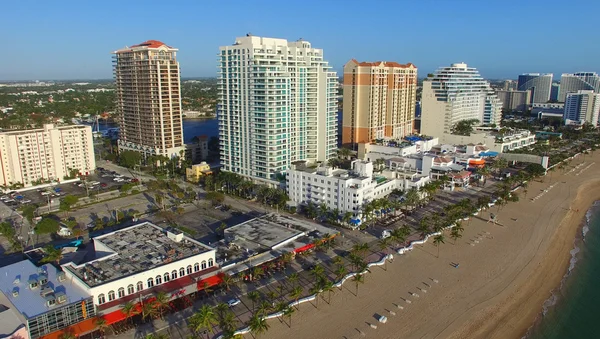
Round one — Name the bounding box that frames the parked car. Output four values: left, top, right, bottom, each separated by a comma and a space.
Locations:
130, 178, 139, 183
100, 183, 108, 188
40, 191, 51, 196
227, 299, 241, 307
19, 199, 32, 204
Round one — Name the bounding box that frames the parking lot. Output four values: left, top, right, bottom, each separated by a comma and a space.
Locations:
0, 168, 141, 211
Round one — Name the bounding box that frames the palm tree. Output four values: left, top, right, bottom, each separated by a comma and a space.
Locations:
321, 279, 335, 304
153, 292, 171, 319
404, 188, 421, 211
310, 264, 325, 281
94, 317, 108, 336
59, 330, 76, 339
450, 227, 462, 245
220, 273, 233, 291
378, 238, 390, 253
342, 212, 353, 226
252, 266, 264, 281
189, 304, 218, 339
288, 272, 299, 288
257, 300, 272, 317
141, 301, 159, 322
248, 291, 260, 312
337, 147, 352, 160
352, 242, 370, 258
248, 313, 270, 338
40, 245, 63, 265
289, 286, 303, 310
352, 274, 365, 296
478, 166, 491, 186
309, 285, 322, 308
283, 305, 295, 328
433, 234, 445, 258
334, 265, 347, 285
120, 301, 138, 325
417, 217, 431, 238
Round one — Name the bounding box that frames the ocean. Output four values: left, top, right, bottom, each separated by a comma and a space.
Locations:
526, 201, 600, 339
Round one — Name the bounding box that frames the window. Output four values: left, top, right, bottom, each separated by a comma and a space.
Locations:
172, 270, 177, 280
108, 291, 115, 301
118, 288, 125, 298
147, 278, 154, 288
164, 272, 170, 282
127, 285, 135, 295
98, 294, 105, 304
201, 261, 207, 270
179, 268, 185, 277
194, 263, 200, 272
137, 281, 143, 292
187, 265, 193, 275
208, 258, 214, 267
156, 275, 162, 285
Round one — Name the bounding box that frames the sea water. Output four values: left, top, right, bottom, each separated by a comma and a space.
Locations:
526, 201, 600, 339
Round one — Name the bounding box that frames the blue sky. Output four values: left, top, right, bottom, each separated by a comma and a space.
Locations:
1, 0, 598, 80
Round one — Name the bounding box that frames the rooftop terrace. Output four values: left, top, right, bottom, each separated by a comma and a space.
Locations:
0, 260, 91, 319
65, 222, 213, 287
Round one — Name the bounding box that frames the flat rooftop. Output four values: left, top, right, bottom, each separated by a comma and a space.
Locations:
0, 260, 91, 319
64, 222, 213, 287
220, 214, 338, 271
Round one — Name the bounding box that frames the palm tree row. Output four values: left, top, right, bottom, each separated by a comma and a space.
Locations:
204, 171, 289, 209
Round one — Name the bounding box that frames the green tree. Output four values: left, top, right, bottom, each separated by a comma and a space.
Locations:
35, 218, 60, 235
283, 305, 295, 328
451, 119, 479, 136
119, 150, 143, 168
40, 245, 63, 265
289, 286, 303, 309
433, 234, 445, 258
59, 195, 79, 217
248, 313, 270, 338
189, 304, 218, 339
120, 301, 139, 325
20, 204, 37, 224
247, 291, 260, 312
205, 191, 225, 206
352, 274, 365, 296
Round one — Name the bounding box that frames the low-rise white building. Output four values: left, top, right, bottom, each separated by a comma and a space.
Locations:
0, 124, 95, 187
438, 128, 536, 153
62, 222, 216, 310
286, 160, 429, 215
358, 137, 438, 160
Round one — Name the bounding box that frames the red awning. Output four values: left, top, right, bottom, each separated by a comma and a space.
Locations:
196, 273, 223, 290
293, 243, 315, 254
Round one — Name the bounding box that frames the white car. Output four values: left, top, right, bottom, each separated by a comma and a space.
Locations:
227, 298, 241, 307
40, 191, 51, 196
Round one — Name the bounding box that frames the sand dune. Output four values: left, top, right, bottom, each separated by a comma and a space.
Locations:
263, 152, 600, 339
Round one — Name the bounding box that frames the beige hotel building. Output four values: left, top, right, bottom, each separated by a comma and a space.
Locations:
113, 40, 184, 158
0, 124, 95, 187
342, 59, 417, 149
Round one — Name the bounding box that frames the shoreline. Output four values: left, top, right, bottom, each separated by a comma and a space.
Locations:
261, 153, 600, 339
521, 197, 600, 338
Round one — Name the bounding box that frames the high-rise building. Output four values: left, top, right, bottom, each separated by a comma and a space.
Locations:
496, 90, 531, 112
502, 80, 517, 91
550, 83, 560, 102
420, 63, 502, 139
563, 90, 600, 126
218, 36, 338, 184
0, 124, 95, 187
517, 73, 553, 104
558, 72, 600, 102
113, 40, 184, 158
341, 60, 417, 149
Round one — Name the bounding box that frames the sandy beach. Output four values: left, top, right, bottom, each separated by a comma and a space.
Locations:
263, 152, 600, 339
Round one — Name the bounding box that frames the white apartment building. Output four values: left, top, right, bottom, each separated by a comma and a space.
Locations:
421, 63, 502, 140
564, 90, 600, 126
218, 35, 338, 185
558, 72, 600, 102
62, 222, 216, 309
0, 124, 95, 187
286, 160, 428, 215
517, 73, 553, 104
113, 40, 185, 158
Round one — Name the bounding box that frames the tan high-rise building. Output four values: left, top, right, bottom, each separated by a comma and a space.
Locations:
342, 59, 417, 149
113, 40, 184, 158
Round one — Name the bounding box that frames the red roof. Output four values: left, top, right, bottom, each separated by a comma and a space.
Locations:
130, 40, 171, 48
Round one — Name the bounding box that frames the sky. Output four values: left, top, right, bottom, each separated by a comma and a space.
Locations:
1, 0, 598, 81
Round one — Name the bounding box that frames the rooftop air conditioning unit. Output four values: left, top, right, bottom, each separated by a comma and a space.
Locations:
57, 272, 66, 282
12, 288, 18, 297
